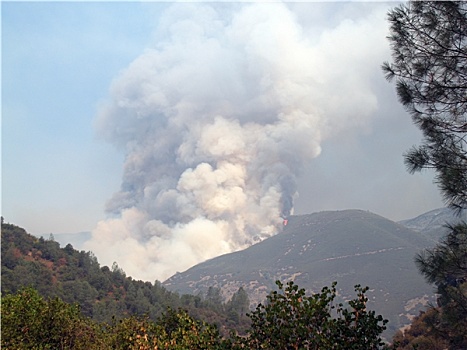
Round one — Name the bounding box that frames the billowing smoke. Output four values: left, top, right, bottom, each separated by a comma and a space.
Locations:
85, 3, 388, 281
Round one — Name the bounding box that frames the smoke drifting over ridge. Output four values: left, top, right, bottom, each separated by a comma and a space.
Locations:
85, 3, 388, 281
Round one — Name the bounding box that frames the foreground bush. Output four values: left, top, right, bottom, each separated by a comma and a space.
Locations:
235, 281, 388, 350
1, 282, 389, 349
1, 288, 106, 349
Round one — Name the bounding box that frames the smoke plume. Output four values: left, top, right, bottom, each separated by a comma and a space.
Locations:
85, 3, 387, 281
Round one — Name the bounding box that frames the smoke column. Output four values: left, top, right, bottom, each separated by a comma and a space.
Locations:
85, 3, 387, 281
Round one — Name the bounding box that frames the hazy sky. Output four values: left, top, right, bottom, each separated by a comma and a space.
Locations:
2, 1, 445, 281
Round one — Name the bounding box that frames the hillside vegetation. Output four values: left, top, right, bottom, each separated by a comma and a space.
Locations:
1, 220, 391, 349
1, 220, 250, 335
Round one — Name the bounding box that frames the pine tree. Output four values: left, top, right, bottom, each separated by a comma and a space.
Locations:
382, 1, 467, 211
415, 224, 467, 348
383, 1, 467, 348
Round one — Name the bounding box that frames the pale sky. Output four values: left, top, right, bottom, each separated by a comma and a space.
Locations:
2, 1, 444, 276
3, 2, 167, 234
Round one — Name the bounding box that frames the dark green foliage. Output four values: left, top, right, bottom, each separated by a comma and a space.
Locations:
0, 220, 244, 334
416, 224, 467, 294
205, 286, 224, 312
382, 1, 467, 211
106, 308, 232, 349
234, 280, 388, 350
61, 280, 99, 316
1, 282, 389, 350
154, 308, 227, 349
1, 287, 106, 349
383, 2, 467, 347
392, 309, 449, 349
226, 287, 250, 324
1, 288, 227, 350
414, 223, 467, 349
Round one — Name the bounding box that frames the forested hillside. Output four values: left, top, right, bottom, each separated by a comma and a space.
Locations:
0, 220, 250, 334
1, 220, 391, 349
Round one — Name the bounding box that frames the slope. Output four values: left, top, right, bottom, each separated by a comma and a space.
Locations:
399, 207, 467, 242
164, 209, 437, 337
0, 220, 247, 333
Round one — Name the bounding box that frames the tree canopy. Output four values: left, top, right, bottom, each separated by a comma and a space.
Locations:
1, 281, 391, 349
236, 281, 388, 350
0, 221, 244, 332
383, 1, 467, 348
382, 1, 467, 211
414, 223, 467, 348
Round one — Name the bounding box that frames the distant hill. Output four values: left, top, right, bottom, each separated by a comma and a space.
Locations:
398, 207, 467, 242
163, 209, 438, 337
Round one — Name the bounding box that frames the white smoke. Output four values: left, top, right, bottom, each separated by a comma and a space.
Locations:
85, 2, 389, 281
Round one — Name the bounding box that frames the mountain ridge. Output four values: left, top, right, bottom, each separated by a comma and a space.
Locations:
163, 209, 438, 337
398, 207, 467, 241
